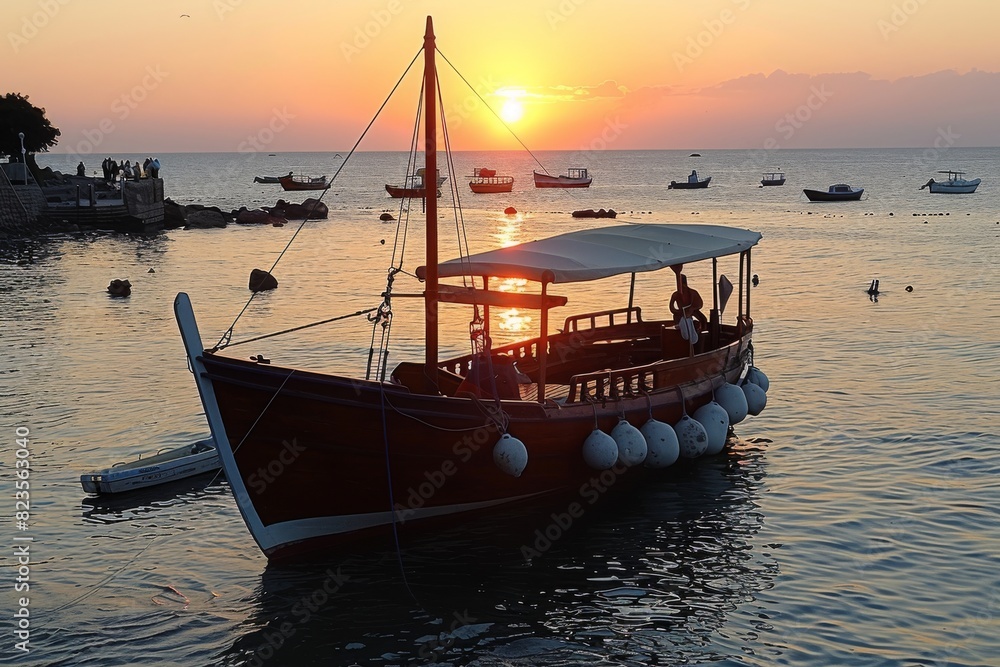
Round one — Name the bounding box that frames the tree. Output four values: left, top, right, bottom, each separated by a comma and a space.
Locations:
0, 93, 60, 182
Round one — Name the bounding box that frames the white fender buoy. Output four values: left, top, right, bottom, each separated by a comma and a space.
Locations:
640, 419, 679, 468
493, 433, 528, 477
582, 429, 618, 470
611, 419, 647, 467
673, 415, 709, 459
747, 366, 769, 393
693, 401, 729, 455
742, 381, 767, 415
715, 382, 748, 425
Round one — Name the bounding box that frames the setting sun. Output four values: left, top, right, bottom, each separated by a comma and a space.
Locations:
500, 99, 524, 124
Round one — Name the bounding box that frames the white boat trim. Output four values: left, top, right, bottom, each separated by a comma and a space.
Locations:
263, 492, 549, 552
175, 292, 273, 553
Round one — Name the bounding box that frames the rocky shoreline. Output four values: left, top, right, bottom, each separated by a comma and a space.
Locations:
165, 197, 330, 229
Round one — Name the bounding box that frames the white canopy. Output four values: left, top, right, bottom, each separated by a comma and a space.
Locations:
420, 224, 761, 284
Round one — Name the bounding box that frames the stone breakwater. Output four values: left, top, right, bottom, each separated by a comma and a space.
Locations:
165, 197, 330, 229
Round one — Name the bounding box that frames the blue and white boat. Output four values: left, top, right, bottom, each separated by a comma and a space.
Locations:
920, 170, 980, 194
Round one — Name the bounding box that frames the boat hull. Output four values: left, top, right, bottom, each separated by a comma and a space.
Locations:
386, 184, 442, 198
668, 177, 711, 189
469, 177, 514, 193
803, 188, 863, 201
80, 440, 220, 494
279, 176, 328, 191
533, 171, 592, 188
926, 179, 980, 194
761, 179, 785, 186
187, 327, 749, 559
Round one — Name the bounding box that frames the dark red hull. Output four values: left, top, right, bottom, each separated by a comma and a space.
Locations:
279, 175, 328, 191
195, 327, 749, 558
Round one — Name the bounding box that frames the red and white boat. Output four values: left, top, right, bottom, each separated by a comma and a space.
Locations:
468, 167, 514, 193
174, 17, 768, 560
533, 168, 592, 188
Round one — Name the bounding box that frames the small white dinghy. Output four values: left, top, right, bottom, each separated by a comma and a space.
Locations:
80, 439, 221, 495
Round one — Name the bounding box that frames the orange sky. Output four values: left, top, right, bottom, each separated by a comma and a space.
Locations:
5, 0, 1000, 155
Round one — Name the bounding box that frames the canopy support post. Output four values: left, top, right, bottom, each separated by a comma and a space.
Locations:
627, 272, 635, 313
738, 251, 745, 318
710, 257, 720, 347
537, 281, 550, 403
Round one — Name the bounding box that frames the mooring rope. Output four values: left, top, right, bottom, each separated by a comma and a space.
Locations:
213, 307, 378, 352
214, 47, 424, 349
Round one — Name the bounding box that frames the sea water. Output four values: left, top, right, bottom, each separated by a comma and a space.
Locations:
2, 148, 998, 666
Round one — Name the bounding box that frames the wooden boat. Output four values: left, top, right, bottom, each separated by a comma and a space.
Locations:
386, 168, 446, 198
80, 439, 220, 495
920, 170, 980, 194
669, 171, 711, 189
533, 168, 592, 188
278, 174, 328, 191
174, 17, 769, 560
254, 175, 285, 184
803, 184, 864, 201
468, 167, 514, 193
761, 172, 786, 186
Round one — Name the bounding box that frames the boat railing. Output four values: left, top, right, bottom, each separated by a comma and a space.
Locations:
567, 365, 654, 403
470, 175, 513, 184
563, 306, 643, 333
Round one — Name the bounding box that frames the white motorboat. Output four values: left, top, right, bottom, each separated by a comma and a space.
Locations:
80, 439, 220, 495
920, 170, 981, 194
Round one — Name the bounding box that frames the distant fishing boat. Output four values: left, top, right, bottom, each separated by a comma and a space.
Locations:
669, 170, 711, 189
80, 439, 220, 495
803, 184, 864, 201
254, 174, 286, 184
468, 167, 514, 193
386, 168, 446, 198
919, 170, 980, 194
278, 174, 329, 191
760, 171, 786, 187
533, 168, 592, 188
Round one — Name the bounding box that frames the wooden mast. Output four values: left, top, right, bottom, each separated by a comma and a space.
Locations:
423, 16, 439, 386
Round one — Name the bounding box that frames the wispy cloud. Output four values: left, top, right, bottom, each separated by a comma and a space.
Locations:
504, 80, 628, 103
608, 69, 1000, 149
